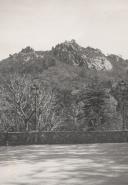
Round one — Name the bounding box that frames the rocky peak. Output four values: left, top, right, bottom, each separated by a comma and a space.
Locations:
53, 39, 82, 53
63, 39, 81, 50
20, 46, 34, 54
52, 40, 112, 71
52, 40, 85, 66
84, 47, 104, 58
8, 46, 45, 64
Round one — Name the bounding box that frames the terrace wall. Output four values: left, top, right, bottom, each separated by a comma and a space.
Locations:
0, 131, 128, 146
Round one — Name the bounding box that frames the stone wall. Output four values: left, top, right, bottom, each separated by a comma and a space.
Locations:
0, 131, 128, 146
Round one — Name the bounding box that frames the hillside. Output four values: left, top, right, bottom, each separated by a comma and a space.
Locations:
0, 40, 128, 90
0, 40, 127, 131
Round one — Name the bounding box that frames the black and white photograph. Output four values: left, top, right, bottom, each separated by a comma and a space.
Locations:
0, 0, 128, 184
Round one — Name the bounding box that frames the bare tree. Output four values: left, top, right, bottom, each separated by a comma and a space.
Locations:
0, 73, 34, 131
0, 73, 62, 131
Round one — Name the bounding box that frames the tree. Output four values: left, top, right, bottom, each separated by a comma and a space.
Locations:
111, 80, 128, 130
37, 87, 60, 131
51, 88, 79, 131
77, 85, 109, 130
0, 73, 64, 132
0, 73, 34, 131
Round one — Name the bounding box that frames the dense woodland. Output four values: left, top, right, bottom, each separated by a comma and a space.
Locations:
0, 73, 127, 132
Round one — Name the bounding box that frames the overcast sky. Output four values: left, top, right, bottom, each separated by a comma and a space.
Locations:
0, 0, 128, 59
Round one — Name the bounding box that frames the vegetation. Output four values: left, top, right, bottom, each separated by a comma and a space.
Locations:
0, 73, 124, 132
0, 40, 128, 131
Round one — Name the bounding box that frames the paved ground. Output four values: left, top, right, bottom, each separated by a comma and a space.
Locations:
0, 143, 128, 185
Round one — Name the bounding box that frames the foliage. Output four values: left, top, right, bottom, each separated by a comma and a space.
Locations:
111, 80, 128, 129
76, 84, 110, 130
1, 40, 128, 131
51, 89, 79, 131
0, 73, 123, 132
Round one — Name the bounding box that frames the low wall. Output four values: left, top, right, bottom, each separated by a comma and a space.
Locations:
0, 131, 128, 146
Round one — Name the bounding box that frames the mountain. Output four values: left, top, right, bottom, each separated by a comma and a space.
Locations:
0, 40, 128, 90
0, 40, 127, 131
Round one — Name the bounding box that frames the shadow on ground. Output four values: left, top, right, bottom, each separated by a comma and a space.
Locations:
0, 143, 128, 185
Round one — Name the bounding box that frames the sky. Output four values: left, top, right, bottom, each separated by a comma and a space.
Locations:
0, 0, 128, 59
